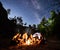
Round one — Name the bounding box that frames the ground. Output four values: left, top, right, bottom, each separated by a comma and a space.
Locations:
0, 37, 60, 50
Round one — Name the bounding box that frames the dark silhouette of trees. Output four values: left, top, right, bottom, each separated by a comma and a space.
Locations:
0, 2, 8, 23
38, 10, 60, 40
24, 23, 27, 26
33, 24, 36, 29
16, 17, 23, 25
38, 17, 48, 37
7, 9, 11, 15
0, 2, 8, 33
0, 2, 16, 38
51, 10, 60, 39
1, 1, 60, 40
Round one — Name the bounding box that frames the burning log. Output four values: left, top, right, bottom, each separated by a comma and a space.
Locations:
11, 33, 42, 46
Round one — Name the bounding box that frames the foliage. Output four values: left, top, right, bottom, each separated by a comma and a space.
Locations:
7, 9, 11, 15
33, 24, 36, 29
37, 10, 60, 39
38, 17, 48, 37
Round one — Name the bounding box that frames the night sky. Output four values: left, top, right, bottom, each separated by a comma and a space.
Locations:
0, 0, 60, 26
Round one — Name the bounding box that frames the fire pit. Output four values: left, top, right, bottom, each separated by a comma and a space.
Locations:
12, 33, 42, 46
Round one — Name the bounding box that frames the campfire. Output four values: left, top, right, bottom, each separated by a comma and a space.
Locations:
12, 33, 42, 46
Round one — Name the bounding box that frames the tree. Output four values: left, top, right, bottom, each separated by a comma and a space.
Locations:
17, 17, 23, 25
48, 10, 60, 39
7, 9, 11, 15
40, 16, 47, 26
38, 17, 48, 37
37, 10, 60, 39
33, 24, 36, 29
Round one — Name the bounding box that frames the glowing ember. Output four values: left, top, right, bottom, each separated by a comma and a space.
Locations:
26, 40, 30, 45
12, 33, 42, 46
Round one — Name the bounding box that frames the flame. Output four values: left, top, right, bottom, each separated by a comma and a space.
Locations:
26, 39, 30, 45
22, 33, 28, 40
12, 33, 42, 46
